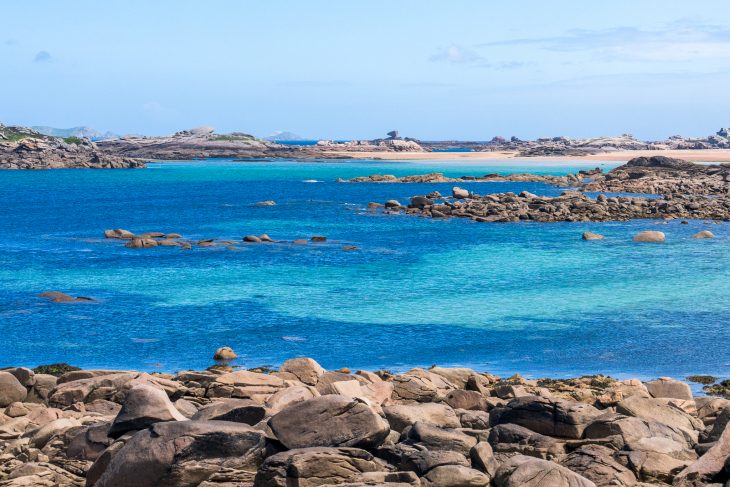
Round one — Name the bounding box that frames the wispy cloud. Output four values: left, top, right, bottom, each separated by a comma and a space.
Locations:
479, 22, 730, 62
429, 45, 484, 64
33, 50, 52, 63
4, 39, 16, 46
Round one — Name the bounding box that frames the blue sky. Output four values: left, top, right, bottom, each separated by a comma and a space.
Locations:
2, 1, 730, 140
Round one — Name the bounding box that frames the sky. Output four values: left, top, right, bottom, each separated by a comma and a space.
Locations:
2, 0, 730, 140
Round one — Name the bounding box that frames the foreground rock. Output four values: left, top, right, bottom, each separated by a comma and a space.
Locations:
268, 395, 390, 449
0, 360, 725, 486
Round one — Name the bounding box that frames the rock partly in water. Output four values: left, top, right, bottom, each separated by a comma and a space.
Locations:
633, 231, 666, 243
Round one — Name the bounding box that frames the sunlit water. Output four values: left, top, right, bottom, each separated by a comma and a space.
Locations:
0, 159, 728, 383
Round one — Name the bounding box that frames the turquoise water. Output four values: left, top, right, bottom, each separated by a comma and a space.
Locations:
0, 159, 728, 381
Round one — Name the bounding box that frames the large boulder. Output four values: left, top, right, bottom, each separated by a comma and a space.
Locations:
494, 455, 596, 487
279, 358, 325, 386
191, 398, 267, 425
489, 395, 602, 439
91, 421, 268, 487
208, 370, 286, 401
383, 402, 461, 432
253, 447, 383, 487
644, 378, 693, 401
405, 421, 478, 455
444, 390, 488, 411
49, 372, 182, 407
584, 413, 692, 449
265, 385, 319, 414
268, 395, 389, 449
560, 444, 637, 486
391, 369, 456, 402
615, 396, 702, 442
470, 441, 499, 478
108, 384, 187, 438
0, 371, 28, 406
429, 367, 479, 389
673, 419, 730, 486
488, 423, 565, 459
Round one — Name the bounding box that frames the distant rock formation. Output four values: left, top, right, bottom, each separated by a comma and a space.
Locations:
265, 131, 308, 142
31, 125, 119, 141
0, 124, 142, 169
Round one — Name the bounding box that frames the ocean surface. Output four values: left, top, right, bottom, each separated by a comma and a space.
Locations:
1, 158, 729, 382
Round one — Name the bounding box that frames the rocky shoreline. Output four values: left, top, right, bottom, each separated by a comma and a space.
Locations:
0, 357, 728, 486
0, 125, 142, 170
368, 157, 730, 223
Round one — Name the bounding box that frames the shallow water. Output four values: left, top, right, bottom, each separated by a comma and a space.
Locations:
0, 158, 728, 382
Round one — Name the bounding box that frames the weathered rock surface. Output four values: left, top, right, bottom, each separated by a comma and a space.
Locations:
0, 124, 143, 169
268, 395, 390, 449
91, 420, 268, 487
494, 455, 597, 486
0, 360, 724, 487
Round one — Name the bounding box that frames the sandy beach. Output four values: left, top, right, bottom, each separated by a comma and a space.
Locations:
327, 149, 730, 164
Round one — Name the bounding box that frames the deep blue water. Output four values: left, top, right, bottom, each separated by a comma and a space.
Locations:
0, 158, 728, 383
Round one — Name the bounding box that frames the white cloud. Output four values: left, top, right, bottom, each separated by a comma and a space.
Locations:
429, 45, 483, 64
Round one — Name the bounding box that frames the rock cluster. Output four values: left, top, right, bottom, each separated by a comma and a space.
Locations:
339, 171, 584, 186
384, 191, 730, 223
0, 125, 143, 170
583, 157, 730, 196
0, 360, 728, 486
378, 158, 730, 223
103, 229, 338, 251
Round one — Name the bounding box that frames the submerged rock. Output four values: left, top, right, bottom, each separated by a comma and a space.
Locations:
582, 231, 605, 240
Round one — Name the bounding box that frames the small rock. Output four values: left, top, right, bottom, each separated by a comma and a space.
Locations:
213, 346, 238, 361
255, 200, 276, 206
104, 229, 135, 239
582, 231, 604, 240
292, 239, 308, 245
452, 187, 470, 199
243, 235, 262, 243
692, 230, 714, 239
384, 200, 401, 208
633, 231, 665, 243
311, 236, 327, 242
125, 238, 159, 248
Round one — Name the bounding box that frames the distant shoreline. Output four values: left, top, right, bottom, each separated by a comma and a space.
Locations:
318, 148, 730, 163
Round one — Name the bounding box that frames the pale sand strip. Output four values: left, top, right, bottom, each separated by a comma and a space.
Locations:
322, 149, 730, 164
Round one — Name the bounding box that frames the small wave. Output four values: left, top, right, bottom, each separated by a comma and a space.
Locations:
282, 336, 306, 342
130, 337, 160, 343
302, 179, 321, 183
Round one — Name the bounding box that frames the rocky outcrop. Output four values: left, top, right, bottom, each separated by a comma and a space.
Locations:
0, 124, 142, 169
0, 362, 724, 486
339, 171, 583, 186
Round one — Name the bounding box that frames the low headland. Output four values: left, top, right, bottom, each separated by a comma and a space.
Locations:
0, 355, 728, 486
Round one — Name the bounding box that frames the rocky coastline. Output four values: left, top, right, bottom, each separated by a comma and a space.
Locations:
419, 129, 730, 157
370, 157, 730, 223
0, 125, 142, 170
0, 357, 728, 486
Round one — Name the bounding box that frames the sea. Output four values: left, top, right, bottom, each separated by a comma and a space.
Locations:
0, 158, 728, 383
